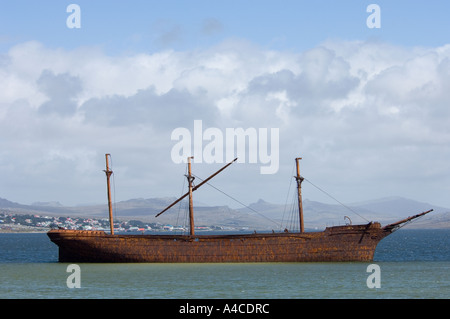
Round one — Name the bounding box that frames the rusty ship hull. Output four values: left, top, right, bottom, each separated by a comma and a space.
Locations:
48, 222, 396, 263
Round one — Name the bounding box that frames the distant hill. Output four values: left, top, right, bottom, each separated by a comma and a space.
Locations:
0, 197, 22, 208
31, 201, 64, 207
0, 196, 448, 230
238, 196, 449, 229
347, 196, 449, 229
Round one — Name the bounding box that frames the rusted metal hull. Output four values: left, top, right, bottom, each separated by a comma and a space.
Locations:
48, 222, 393, 263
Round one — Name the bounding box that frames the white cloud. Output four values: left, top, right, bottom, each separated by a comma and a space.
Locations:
0, 39, 449, 209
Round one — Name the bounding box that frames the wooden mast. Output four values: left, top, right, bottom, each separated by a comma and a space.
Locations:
104, 154, 114, 235
295, 157, 305, 233
187, 156, 195, 236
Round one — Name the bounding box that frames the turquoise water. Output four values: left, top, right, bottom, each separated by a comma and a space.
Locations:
0, 230, 448, 299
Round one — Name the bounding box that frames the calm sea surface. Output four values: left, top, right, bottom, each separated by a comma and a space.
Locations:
0, 229, 448, 299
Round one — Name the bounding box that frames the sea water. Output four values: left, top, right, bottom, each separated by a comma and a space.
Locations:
0, 229, 448, 299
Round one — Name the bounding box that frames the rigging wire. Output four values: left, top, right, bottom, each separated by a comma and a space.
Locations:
280, 164, 295, 231
175, 163, 188, 234
192, 174, 281, 228
166, 161, 371, 232
289, 192, 299, 232
303, 177, 370, 223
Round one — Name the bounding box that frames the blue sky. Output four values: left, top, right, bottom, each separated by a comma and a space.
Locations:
1, 1, 449, 53
1, 1, 450, 220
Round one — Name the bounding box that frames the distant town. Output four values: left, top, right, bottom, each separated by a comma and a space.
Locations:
0, 210, 238, 233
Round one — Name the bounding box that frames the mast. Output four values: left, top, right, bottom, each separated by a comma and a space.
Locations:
103, 154, 114, 235
155, 157, 238, 218
187, 156, 195, 236
295, 157, 305, 233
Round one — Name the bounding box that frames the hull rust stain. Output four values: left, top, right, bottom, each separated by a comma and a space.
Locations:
48, 222, 392, 263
